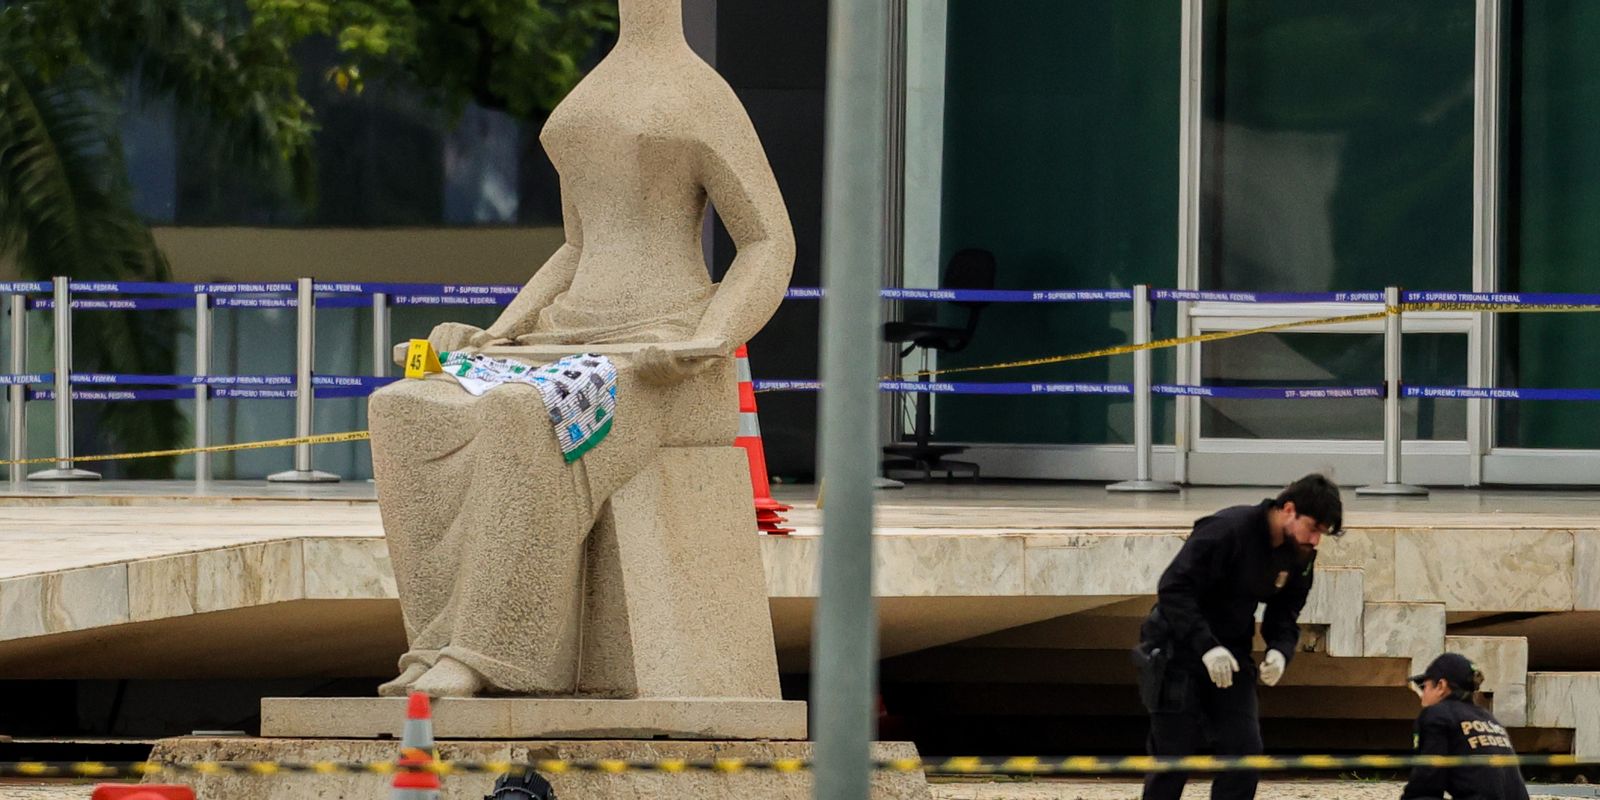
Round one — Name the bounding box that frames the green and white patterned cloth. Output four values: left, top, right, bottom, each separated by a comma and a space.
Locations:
439, 351, 618, 462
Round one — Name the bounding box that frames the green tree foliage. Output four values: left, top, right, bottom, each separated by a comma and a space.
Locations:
0, 0, 614, 475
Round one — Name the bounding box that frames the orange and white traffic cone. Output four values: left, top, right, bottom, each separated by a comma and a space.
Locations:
392, 692, 441, 800
90, 787, 194, 800
734, 345, 792, 535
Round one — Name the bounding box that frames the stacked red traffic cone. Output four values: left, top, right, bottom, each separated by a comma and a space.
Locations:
734, 345, 792, 535
392, 692, 440, 800
90, 787, 194, 800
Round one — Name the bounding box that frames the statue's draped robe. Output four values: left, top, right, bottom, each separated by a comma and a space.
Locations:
368, 286, 733, 692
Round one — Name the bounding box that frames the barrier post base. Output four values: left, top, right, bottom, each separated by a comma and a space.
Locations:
1107, 479, 1180, 493
28, 467, 101, 481
1356, 482, 1430, 497
266, 469, 340, 483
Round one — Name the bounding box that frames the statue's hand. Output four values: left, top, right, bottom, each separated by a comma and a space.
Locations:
427, 322, 487, 355
634, 345, 717, 386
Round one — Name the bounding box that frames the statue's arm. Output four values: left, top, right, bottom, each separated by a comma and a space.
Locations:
480, 179, 584, 341
690, 100, 796, 351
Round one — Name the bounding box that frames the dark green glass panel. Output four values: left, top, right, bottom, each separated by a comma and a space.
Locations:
1497, 1, 1600, 449
934, 0, 1180, 445
1200, 0, 1475, 293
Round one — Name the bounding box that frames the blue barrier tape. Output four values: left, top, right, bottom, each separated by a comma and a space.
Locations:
0, 374, 51, 385
1403, 290, 1600, 306
56, 281, 298, 295
67, 374, 397, 389
1404, 385, 1600, 401
70, 374, 294, 386
313, 376, 399, 389
1154, 385, 1384, 400
1151, 289, 1386, 304
29, 388, 193, 402
783, 287, 1134, 302
753, 380, 1133, 395
388, 295, 511, 307
69, 281, 201, 294
313, 281, 522, 296
754, 380, 1383, 399
30, 298, 197, 311
318, 294, 514, 307
0, 282, 52, 293
883, 381, 1132, 395
213, 387, 296, 400
195, 282, 296, 295
212, 297, 297, 309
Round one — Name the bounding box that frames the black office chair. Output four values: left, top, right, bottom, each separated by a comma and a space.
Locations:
881, 248, 996, 481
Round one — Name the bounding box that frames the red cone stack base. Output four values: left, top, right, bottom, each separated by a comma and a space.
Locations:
91, 787, 195, 800
734, 345, 792, 535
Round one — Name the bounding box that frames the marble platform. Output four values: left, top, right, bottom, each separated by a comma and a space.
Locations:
261, 697, 808, 740
151, 736, 931, 800
4, 482, 1600, 757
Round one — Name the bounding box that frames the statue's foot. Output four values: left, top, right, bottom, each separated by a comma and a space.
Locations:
378, 662, 430, 697
410, 656, 486, 698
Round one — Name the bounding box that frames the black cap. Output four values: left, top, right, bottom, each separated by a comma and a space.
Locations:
1409, 653, 1479, 691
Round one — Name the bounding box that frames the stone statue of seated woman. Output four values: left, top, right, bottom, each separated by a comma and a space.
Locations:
367, 0, 794, 698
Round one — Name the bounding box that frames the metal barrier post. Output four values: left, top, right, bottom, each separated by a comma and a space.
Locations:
30, 277, 98, 480
267, 277, 339, 482
194, 293, 211, 485
1358, 286, 1428, 496
1109, 284, 1178, 492
8, 291, 27, 483
372, 292, 389, 378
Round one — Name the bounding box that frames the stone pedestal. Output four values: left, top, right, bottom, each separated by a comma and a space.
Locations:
150, 737, 933, 800
261, 696, 807, 741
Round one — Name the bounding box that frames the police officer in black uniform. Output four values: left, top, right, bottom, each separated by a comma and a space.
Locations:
1401, 652, 1530, 800
1134, 474, 1343, 800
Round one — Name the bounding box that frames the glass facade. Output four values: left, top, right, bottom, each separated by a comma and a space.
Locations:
934, 0, 1180, 445
81, 1, 1600, 478
1195, 0, 1475, 443
1497, 0, 1600, 449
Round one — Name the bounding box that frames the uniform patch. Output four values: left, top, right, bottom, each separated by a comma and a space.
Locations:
1274, 570, 1289, 589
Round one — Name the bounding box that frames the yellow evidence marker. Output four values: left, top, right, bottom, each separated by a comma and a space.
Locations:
404, 339, 444, 379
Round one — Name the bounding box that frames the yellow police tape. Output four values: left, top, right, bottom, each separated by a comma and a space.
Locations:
890, 308, 1391, 381
0, 430, 370, 467
0, 753, 1586, 779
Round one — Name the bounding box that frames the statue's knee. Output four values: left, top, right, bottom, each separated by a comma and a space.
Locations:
370, 383, 459, 431
474, 386, 546, 426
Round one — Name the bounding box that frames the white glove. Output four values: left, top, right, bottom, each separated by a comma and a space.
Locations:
1201, 646, 1240, 688
1258, 649, 1286, 687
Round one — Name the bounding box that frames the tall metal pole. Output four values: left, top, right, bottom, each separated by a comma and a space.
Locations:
814, 1, 889, 798
1109, 284, 1178, 492
1358, 286, 1427, 496
194, 293, 212, 485
268, 277, 339, 482
8, 292, 27, 483
30, 277, 98, 480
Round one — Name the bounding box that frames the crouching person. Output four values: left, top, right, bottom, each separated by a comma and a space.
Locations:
1402, 653, 1530, 800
